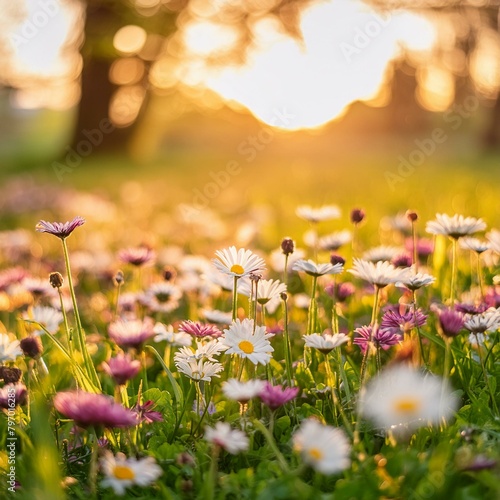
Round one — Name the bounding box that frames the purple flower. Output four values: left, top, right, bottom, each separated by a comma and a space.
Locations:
391, 253, 413, 268
484, 286, 500, 309
460, 455, 497, 472
118, 246, 156, 267
258, 383, 299, 410
192, 400, 217, 416
455, 302, 488, 315
108, 317, 156, 350
179, 320, 222, 339
353, 325, 400, 354
381, 308, 427, 334
36, 216, 85, 239
101, 353, 141, 385
0, 383, 27, 409
350, 208, 365, 224
438, 308, 465, 338
53, 391, 138, 428
405, 237, 434, 259
133, 400, 163, 424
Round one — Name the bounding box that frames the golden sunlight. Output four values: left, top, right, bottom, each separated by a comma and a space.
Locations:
185, 0, 437, 130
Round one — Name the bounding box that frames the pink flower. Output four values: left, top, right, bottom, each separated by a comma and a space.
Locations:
108, 317, 156, 350
353, 325, 400, 354
36, 216, 85, 239
118, 246, 156, 267
258, 383, 299, 410
101, 353, 141, 385
53, 391, 138, 428
0, 383, 27, 409
133, 400, 163, 424
179, 320, 222, 338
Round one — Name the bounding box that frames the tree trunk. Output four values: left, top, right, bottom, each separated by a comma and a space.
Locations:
70, 2, 136, 153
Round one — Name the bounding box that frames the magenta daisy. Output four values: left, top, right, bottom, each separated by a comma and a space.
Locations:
353, 325, 400, 354
118, 246, 156, 267
36, 216, 85, 239
108, 317, 156, 350
258, 383, 299, 410
438, 308, 465, 338
380, 308, 427, 335
179, 320, 222, 338
101, 353, 141, 385
53, 391, 138, 428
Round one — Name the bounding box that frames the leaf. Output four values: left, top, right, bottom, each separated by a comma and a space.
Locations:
146, 345, 184, 414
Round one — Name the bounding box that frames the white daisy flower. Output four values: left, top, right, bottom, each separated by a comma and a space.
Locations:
238, 278, 287, 314
296, 205, 341, 223
174, 339, 227, 363
292, 259, 344, 277
153, 323, 192, 347
398, 272, 436, 291
303, 333, 349, 354
459, 237, 490, 254
222, 318, 274, 366
486, 229, 500, 254
0, 333, 23, 362
212, 246, 266, 278
201, 309, 233, 325
141, 283, 182, 313
358, 364, 458, 432
100, 451, 162, 496
269, 247, 306, 273
222, 378, 266, 403
205, 421, 249, 454
349, 259, 410, 288
23, 305, 64, 336
463, 309, 500, 334
426, 213, 486, 239
317, 230, 352, 251
293, 419, 351, 474
362, 246, 403, 263
175, 358, 224, 382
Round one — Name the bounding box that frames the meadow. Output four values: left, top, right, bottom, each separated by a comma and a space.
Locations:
1, 137, 500, 499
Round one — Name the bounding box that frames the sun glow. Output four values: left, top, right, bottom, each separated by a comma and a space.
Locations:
185, 0, 436, 130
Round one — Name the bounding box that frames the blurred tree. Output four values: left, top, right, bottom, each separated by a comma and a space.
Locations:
73, 0, 317, 151
365, 0, 500, 146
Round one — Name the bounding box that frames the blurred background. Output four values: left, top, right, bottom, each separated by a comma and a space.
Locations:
1, 0, 500, 237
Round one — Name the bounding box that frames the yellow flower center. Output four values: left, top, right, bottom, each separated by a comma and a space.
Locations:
238, 340, 254, 354
112, 465, 135, 481
393, 397, 420, 414
308, 447, 324, 461
230, 264, 245, 275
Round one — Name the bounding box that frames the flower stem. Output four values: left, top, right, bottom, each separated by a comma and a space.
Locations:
232, 276, 239, 322
282, 296, 293, 388
474, 333, 499, 416
450, 238, 458, 306
252, 419, 289, 473
307, 276, 318, 335
411, 220, 418, 272
61, 238, 101, 390
360, 286, 381, 386
477, 254, 484, 299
